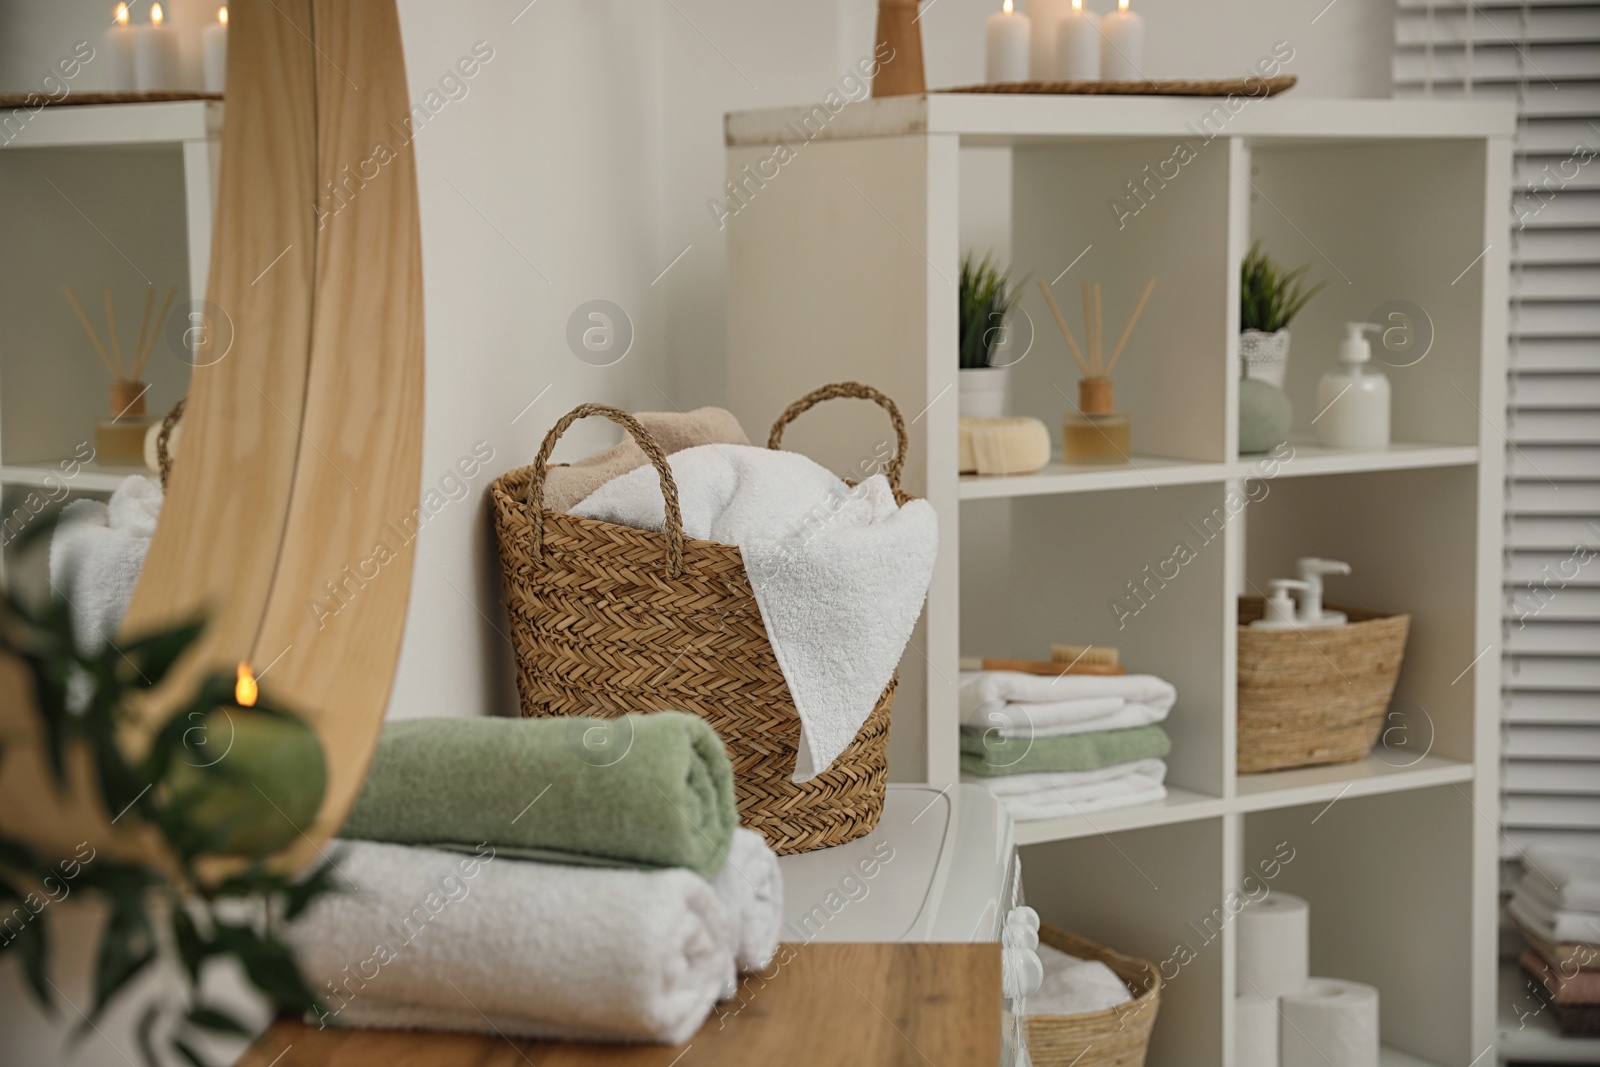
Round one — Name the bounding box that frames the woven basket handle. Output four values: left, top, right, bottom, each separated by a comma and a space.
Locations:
525, 403, 685, 579
157, 397, 186, 491
766, 381, 908, 490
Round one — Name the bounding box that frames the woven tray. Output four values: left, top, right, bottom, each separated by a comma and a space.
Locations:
1024, 926, 1160, 1067
0, 91, 222, 109
943, 75, 1295, 97
1237, 597, 1410, 775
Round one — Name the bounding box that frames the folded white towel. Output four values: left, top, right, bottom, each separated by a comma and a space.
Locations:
959, 671, 1175, 738
573, 444, 939, 782
288, 840, 733, 1044
710, 828, 783, 974
48, 475, 163, 652
1523, 844, 1600, 913
963, 759, 1168, 821
1510, 884, 1600, 944
1024, 942, 1132, 1016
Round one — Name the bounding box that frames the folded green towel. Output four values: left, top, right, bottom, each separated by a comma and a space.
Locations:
959, 724, 1171, 777
340, 712, 737, 879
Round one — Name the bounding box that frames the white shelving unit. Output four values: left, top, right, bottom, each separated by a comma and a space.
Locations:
725, 95, 1511, 1066
0, 101, 220, 592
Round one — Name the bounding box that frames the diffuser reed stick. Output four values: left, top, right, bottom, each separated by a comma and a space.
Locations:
134, 285, 155, 377
1036, 279, 1090, 376
1093, 283, 1104, 376
1104, 277, 1156, 377
63, 285, 119, 379
104, 289, 125, 378
133, 284, 176, 380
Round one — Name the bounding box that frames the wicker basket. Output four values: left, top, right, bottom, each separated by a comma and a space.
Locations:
1024, 926, 1161, 1067
1237, 597, 1411, 775
489, 382, 913, 855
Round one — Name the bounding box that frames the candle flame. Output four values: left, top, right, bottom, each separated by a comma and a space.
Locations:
235, 662, 258, 707
151, 3, 164, 25
1002, 0, 1013, 12
1072, 0, 1082, 8
115, 3, 129, 25
218, 5, 227, 24
1119, 0, 1129, 9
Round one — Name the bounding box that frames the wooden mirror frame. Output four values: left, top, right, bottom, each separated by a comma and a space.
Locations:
0, 0, 424, 871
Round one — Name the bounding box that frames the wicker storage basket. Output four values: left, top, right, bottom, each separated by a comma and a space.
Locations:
1024, 926, 1161, 1067
490, 382, 914, 854
1237, 597, 1411, 775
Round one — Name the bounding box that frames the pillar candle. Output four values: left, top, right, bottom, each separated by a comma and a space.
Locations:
985, 0, 1031, 84
1099, 0, 1144, 81
102, 4, 137, 91
1027, 0, 1066, 81
1054, 0, 1100, 80
203, 7, 228, 93
135, 3, 183, 92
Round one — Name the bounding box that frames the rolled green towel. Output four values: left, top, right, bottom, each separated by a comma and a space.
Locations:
341, 712, 737, 879
959, 724, 1171, 778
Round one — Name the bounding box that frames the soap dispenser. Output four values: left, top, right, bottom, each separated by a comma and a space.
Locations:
1298, 557, 1351, 626
1251, 578, 1310, 629
1315, 323, 1391, 450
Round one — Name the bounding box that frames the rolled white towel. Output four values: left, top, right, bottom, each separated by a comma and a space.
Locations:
710, 828, 783, 974
288, 840, 734, 1044
960, 671, 1175, 738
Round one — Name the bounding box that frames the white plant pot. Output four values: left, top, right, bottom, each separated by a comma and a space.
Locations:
1240, 329, 1291, 389
959, 366, 1010, 418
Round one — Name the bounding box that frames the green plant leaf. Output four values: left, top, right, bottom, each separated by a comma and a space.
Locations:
185, 1003, 252, 1037
212, 923, 323, 1015
0, 835, 44, 876
171, 904, 211, 987
84, 890, 156, 1031
283, 855, 344, 920
171, 1034, 211, 1067
118, 618, 206, 693
136, 1003, 162, 1067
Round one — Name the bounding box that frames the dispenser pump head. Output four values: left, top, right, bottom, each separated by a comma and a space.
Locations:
1341, 322, 1381, 364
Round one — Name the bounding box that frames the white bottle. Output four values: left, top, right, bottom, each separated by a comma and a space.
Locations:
1315, 323, 1391, 450
1297, 557, 1350, 626
1251, 578, 1309, 629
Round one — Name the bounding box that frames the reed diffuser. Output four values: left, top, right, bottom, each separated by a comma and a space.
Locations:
1037, 276, 1155, 465
65, 283, 175, 466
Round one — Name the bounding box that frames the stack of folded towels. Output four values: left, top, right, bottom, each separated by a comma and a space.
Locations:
958, 670, 1176, 820
291, 712, 781, 1045
1510, 843, 1600, 1035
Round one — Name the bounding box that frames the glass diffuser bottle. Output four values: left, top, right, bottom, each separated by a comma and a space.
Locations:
97, 379, 156, 466
1063, 375, 1130, 464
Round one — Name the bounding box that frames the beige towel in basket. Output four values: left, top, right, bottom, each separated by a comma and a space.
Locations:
544, 406, 749, 513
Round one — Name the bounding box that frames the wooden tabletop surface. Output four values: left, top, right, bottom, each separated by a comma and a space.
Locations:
236, 942, 1000, 1066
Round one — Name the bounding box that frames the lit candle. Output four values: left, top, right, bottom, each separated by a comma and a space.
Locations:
985, 0, 1031, 85
1099, 0, 1145, 81
203, 7, 228, 93
136, 3, 183, 92
101, 4, 136, 91
1054, 0, 1100, 80
1027, 0, 1066, 81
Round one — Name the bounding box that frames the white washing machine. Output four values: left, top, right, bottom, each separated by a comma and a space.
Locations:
777, 784, 1040, 1065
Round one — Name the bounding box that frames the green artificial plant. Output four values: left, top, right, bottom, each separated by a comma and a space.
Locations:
0, 513, 338, 1067
959, 252, 1024, 370
1240, 240, 1327, 333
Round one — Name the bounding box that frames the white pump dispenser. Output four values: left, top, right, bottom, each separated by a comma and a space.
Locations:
1315, 323, 1391, 450
1251, 578, 1310, 629
1298, 557, 1351, 626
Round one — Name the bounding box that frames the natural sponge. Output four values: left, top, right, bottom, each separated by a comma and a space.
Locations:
959, 416, 1051, 475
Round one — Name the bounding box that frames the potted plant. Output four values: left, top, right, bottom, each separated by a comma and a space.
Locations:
1240, 241, 1326, 388
959, 252, 1024, 418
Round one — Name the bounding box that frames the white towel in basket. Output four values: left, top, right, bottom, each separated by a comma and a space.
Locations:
572, 443, 938, 782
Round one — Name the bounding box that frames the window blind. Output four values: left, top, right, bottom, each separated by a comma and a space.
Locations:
1394, 0, 1600, 861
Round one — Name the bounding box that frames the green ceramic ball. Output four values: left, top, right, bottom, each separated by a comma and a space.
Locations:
1239, 378, 1293, 455
163, 708, 326, 856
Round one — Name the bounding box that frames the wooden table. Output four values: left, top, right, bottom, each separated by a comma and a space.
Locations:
236, 942, 1000, 1066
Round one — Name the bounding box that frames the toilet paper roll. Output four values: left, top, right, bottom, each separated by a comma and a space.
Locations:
1280, 978, 1379, 1067
1236, 995, 1280, 1067
1237, 892, 1309, 1000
